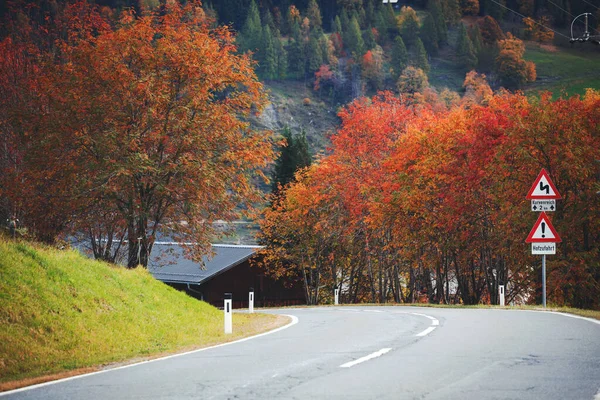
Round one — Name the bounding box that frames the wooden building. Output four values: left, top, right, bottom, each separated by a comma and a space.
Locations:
148, 242, 304, 308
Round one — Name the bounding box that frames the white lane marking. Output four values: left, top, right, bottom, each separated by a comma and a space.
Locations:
272, 373, 279, 378
340, 348, 392, 368
363, 309, 384, 313
416, 326, 436, 337
0, 314, 299, 397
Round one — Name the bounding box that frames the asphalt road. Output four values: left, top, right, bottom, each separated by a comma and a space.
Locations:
3, 306, 600, 400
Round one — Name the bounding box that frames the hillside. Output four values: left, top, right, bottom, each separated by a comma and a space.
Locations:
0, 238, 283, 388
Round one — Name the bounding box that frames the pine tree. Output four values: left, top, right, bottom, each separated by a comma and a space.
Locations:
420, 15, 439, 55
271, 127, 311, 196
261, 25, 277, 80
456, 23, 477, 70
399, 6, 420, 48
274, 32, 288, 80
441, 0, 461, 26
375, 9, 389, 44
482, 0, 506, 21
469, 23, 483, 56
344, 16, 365, 58
307, 0, 323, 34
306, 35, 323, 75
365, 0, 375, 28
428, 0, 448, 44
413, 37, 430, 74
239, 0, 262, 53
334, 15, 343, 34
363, 27, 376, 51
391, 36, 409, 80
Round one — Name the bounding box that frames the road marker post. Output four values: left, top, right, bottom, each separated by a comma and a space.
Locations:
526, 169, 562, 308
249, 288, 254, 314
499, 285, 505, 306
334, 287, 339, 305
224, 293, 232, 334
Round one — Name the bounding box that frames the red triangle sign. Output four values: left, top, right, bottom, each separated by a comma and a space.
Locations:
525, 212, 561, 243
526, 169, 561, 199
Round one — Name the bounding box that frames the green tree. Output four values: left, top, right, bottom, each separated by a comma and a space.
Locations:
271, 127, 312, 196
307, 0, 323, 33
482, 0, 506, 21
363, 27, 376, 51
420, 15, 439, 55
442, 0, 461, 26
413, 37, 430, 74
428, 0, 448, 44
344, 16, 365, 57
333, 15, 343, 34
239, 0, 262, 53
399, 6, 420, 48
306, 35, 323, 75
469, 23, 484, 56
456, 23, 477, 70
261, 25, 277, 79
391, 36, 409, 80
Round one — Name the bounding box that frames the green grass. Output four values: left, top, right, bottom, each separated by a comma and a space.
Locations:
524, 44, 600, 98
0, 238, 283, 386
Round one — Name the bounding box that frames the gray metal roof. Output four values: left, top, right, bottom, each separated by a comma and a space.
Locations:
148, 242, 262, 285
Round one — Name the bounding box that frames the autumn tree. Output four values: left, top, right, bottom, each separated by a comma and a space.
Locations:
397, 66, 429, 95
462, 70, 493, 105
479, 15, 504, 45
495, 33, 536, 89
460, 0, 480, 16
4, 2, 275, 267
362, 46, 385, 90
523, 16, 555, 43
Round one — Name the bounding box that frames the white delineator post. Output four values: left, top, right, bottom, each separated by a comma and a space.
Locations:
224, 293, 232, 334
499, 285, 505, 306
334, 288, 339, 305
249, 288, 254, 314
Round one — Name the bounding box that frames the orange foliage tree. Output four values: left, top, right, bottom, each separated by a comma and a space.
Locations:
259, 89, 600, 308
0, 1, 275, 266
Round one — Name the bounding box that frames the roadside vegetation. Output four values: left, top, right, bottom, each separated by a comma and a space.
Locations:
0, 238, 285, 389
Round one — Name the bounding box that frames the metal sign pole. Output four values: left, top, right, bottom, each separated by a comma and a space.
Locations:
249, 288, 254, 314
542, 255, 547, 308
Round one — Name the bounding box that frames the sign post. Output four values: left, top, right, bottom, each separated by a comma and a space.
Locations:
334, 287, 339, 305
526, 169, 562, 308
224, 293, 232, 334
249, 288, 254, 314
499, 285, 505, 306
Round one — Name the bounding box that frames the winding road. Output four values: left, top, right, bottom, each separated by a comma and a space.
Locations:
3, 306, 600, 399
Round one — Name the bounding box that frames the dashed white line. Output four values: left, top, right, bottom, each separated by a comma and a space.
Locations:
415, 326, 436, 337
340, 348, 392, 368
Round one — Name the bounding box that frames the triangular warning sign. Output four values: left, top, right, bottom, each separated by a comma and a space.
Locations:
526, 169, 561, 199
525, 212, 561, 243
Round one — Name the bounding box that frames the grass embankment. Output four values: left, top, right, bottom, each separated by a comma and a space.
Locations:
0, 239, 286, 390
525, 44, 600, 97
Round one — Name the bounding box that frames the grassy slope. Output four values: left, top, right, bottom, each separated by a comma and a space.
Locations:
0, 239, 282, 385
524, 44, 600, 97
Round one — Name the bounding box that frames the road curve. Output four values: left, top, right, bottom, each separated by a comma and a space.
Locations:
3, 306, 600, 400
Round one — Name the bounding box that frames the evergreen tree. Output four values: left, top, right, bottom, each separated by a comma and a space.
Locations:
413, 37, 430, 74
482, 0, 506, 21
334, 15, 343, 34
306, 35, 323, 75
344, 16, 365, 57
365, 0, 375, 28
239, 0, 262, 53
261, 25, 277, 79
391, 36, 409, 80
428, 0, 448, 44
456, 23, 477, 70
274, 31, 288, 80
271, 127, 311, 196
319, 35, 330, 65
375, 9, 389, 44
340, 9, 350, 33
468, 23, 483, 56
287, 21, 304, 77
363, 27, 376, 51
441, 0, 461, 26
399, 6, 420, 48
307, 0, 323, 33
420, 15, 439, 55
